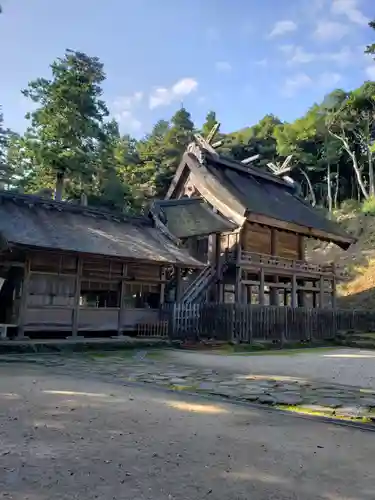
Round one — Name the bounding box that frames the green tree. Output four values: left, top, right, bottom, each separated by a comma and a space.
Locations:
21, 49, 109, 200
365, 20, 375, 57
201, 111, 217, 138
0, 108, 18, 190
327, 82, 375, 199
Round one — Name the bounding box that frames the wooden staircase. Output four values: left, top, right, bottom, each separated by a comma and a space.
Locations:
179, 256, 228, 304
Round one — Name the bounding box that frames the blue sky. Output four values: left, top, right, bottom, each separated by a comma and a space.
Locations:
0, 0, 374, 137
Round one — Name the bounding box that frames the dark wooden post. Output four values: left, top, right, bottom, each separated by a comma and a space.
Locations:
175, 267, 182, 302
291, 274, 297, 308
17, 258, 31, 339
117, 263, 127, 337
319, 276, 325, 308
235, 243, 243, 304
259, 268, 265, 305
159, 266, 166, 305
331, 264, 337, 308
72, 257, 82, 337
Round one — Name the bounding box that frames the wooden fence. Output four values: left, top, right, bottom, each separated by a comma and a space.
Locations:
168, 304, 375, 344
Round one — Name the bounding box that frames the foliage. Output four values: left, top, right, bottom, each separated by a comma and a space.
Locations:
20, 49, 109, 200
1, 20, 374, 214
361, 196, 375, 214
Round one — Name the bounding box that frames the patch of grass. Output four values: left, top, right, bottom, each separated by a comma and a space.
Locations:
362, 197, 375, 215
277, 405, 374, 424
212, 344, 340, 356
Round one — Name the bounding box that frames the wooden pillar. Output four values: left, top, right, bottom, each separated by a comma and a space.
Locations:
159, 266, 166, 305
312, 291, 318, 308
17, 258, 31, 339
248, 285, 253, 305
319, 276, 325, 309
117, 263, 127, 337
259, 268, 265, 305
270, 277, 279, 305
297, 280, 306, 307
175, 267, 182, 302
283, 289, 288, 307
291, 274, 297, 308
72, 257, 82, 337
235, 266, 243, 304
331, 264, 337, 308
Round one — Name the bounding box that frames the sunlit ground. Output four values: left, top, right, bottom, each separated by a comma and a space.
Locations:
164, 400, 229, 414
323, 353, 375, 358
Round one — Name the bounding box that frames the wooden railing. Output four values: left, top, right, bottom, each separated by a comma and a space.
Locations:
237, 250, 335, 276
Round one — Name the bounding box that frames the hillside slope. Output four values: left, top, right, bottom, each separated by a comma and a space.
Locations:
307, 206, 375, 309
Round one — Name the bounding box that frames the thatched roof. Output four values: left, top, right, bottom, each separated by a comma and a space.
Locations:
0, 191, 203, 267
167, 142, 356, 250
152, 197, 237, 239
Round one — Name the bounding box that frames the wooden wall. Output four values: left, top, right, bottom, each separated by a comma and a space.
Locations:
241, 222, 305, 260
20, 250, 166, 334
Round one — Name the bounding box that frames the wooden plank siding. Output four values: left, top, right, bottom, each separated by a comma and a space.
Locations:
18, 249, 170, 335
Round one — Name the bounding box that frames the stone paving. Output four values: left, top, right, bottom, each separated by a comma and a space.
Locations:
2, 351, 375, 422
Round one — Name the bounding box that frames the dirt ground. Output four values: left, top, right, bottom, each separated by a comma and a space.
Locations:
167, 347, 375, 388
1, 362, 375, 499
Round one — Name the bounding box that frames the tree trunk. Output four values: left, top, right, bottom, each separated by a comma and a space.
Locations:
364, 116, 375, 198
299, 168, 316, 206
329, 130, 369, 200
334, 163, 340, 209
327, 160, 332, 214
55, 171, 64, 201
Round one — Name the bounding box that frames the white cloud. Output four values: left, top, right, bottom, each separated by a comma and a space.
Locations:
366, 66, 375, 80
282, 73, 312, 96
287, 46, 316, 64
149, 77, 198, 109
255, 59, 268, 67
269, 20, 297, 38
116, 110, 142, 132
313, 20, 350, 41
215, 61, 232, 72
325, 46, 354, 65
331, 0, 368, 25
112, 91, 143, 132
113, 91, 143, 111
318, 72, 342, 87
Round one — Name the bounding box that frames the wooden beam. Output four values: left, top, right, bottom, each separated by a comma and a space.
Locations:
241, 154, 260, 165
206, 123, 220, 144
212, 140, 223, 149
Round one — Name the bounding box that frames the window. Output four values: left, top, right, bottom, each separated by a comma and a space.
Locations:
122, 283, 160, 309
80, 280, 120, 308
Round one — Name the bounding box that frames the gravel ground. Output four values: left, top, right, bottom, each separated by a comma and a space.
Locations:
167, 348, 375, 389
1, 363, 375, 499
